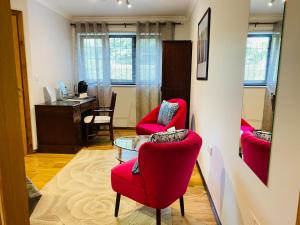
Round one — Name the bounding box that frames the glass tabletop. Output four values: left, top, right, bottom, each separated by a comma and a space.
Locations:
113, 135, 149, 151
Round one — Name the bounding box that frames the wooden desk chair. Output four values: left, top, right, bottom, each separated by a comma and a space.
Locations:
84, 92, 117, 146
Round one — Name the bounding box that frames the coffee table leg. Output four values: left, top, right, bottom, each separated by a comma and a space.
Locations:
117, 147, 122, 164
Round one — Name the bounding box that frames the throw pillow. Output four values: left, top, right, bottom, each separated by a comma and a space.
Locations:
132, 129, 188, 175
149, 129, 188, 143
132, 160, 140, 175
253, 130, 272, 142
157, 100, 179, 126
26, 177, 42, 215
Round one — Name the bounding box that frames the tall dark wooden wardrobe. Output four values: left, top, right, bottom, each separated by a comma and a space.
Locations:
161, 41, 192, 128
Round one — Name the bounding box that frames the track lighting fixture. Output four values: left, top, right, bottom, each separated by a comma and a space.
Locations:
126, 0, 132, 8
116, 0, 131, 8
268, 0, 275, 6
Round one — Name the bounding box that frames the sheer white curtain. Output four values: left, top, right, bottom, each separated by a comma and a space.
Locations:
262, 21, 282, 131
135, 22, 174, 122
75, 22, 111, 107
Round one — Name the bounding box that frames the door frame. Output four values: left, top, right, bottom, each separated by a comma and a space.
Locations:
297, 193, 300, 225
0, 0, 30, 224
11, 10, 33, 154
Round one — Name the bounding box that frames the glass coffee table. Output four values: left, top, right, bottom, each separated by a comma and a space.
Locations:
114, 135, 149, 163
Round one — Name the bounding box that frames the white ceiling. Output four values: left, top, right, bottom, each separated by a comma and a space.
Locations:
37, 0, 193, 18
37, 0, 285, 19
250, 0, 285, 15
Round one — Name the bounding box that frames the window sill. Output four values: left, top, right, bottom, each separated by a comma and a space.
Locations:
243, 85, 266, 88
111, 84, 136, 87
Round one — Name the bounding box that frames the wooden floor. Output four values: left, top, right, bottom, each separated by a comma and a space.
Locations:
25, 129, 217, 224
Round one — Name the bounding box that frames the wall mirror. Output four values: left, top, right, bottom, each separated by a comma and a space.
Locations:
239, 0, 285, 185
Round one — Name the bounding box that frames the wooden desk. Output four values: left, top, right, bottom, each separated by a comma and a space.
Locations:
35, 97, 96, 153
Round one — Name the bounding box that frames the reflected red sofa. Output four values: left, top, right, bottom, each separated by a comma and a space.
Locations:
136, 98, 187, 135
111, 130, 202, 225
241, 131, 271, 184
241, 118, 255, 133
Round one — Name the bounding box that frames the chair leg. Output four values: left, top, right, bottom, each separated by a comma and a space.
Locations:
114, 193, 121, 217
180, 196, 184, 216
85, 124, 89, 147
156, 209, 161, 225
109, 124, 114, 143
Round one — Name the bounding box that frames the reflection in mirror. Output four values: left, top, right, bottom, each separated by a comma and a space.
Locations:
239, 0, 285, 185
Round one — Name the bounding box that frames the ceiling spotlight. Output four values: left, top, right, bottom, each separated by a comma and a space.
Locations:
282, 0, 286, 2
126, 0, 132, 8
268, 0, 275, 6
117, 0, 122, 5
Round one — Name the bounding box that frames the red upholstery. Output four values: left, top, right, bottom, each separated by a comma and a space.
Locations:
241, 131, 271, 184
136, 98, 187, 135
136, 124, 166, 135
241, 118, 255, 133
110, 159, 147, 204
111, 130, 202, 209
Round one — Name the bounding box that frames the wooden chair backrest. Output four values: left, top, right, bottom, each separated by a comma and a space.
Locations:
110, 92, 117, 111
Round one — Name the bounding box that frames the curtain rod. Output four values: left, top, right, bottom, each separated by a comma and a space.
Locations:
70, 22, 182, 27
249, 22, 277, 25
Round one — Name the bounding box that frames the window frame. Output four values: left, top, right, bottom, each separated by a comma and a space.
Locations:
244, 33, 272, 87
109, 34, 136, 86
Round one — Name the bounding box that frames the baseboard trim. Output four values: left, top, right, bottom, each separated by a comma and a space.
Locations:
196, 161, 222, 225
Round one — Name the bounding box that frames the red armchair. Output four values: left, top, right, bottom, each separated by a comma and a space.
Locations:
136, 98, 187, 135
111, 131, 202, 225
241, 118, 255, 133
241, 131, 271, 184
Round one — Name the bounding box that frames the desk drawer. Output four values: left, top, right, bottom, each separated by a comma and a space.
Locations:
80, 101, 94, 113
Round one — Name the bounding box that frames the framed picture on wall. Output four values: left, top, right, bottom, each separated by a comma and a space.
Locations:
197, 7, 211, 80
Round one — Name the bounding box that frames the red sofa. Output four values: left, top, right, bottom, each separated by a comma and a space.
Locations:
136, 98, 187, 135
241, 118, 255, 133
241, 131, 271, 184
111, 130, 202, 224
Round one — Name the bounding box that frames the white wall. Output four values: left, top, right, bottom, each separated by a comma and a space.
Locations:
10, 0, 73, 149
112, 86, 136, 127
174, 21, 190, 40
242, 87, 266, 129
189, 0, 300, 225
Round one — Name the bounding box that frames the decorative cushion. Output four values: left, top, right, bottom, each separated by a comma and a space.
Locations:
132, 160, 140, 175
157, 100, 179, 126
84, 115, 110, 124
132, 129, 188, 175
253, 130, 272, 142
26, 177, 42, 215
149, 129, 188, 143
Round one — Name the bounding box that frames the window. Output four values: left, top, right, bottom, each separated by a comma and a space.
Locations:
81, 36, 104, 81
81, 34, 136, 85
109, 35, 136, 85
244, 34, 272, 86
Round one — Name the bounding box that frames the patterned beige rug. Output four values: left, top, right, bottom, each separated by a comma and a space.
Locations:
30, 150, 171, 225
